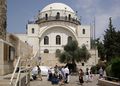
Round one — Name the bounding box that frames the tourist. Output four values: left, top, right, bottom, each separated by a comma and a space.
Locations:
89, 69, 93, 81
85, 68, 89, 82
54, 65, 59, 75
51, 73, 59, 85
78, 69, 84, 85
48, 68, 52, 81
64, 66, 70, 83
31, 67, 38, 80
99, 67, 104, 79
37, 65, 42, 81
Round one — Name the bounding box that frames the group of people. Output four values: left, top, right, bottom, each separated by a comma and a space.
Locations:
78, 68, 93, 85
31, 64, 104, 86
47, 65, 70, 85
78, 67, 104, 85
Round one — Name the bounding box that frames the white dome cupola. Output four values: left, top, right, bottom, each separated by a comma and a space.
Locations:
41, 3, 74, 13
36, 3, 80, 25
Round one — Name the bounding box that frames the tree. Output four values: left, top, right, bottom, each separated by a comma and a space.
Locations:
104, 17, 117, 61
58, 40, 91, 72
95, 38, 105, 61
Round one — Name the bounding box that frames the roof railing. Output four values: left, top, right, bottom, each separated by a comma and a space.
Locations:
29, 16, 80, 25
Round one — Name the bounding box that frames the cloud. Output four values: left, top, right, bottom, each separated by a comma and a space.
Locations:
74, 0, 120, 39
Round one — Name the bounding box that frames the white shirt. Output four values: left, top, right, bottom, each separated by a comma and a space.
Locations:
64, 67, 69, 74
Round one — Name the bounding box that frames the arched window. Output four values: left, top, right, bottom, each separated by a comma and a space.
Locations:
56, 12, 60, 19
44, 36, 49, 45
83, 29, 85, 34
45, 13, 48, 20
56, 35, 61, 45
55, 49, 61, 57
68, 14, 71, 20
68, 36, 72, 43
32, 28, 34, 34
44, 49, 49, 53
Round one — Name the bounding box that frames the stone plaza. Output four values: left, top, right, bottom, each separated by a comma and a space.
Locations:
30, 75, 99, 86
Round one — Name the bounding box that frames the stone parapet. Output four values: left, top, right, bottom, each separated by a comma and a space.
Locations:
98, 79, 120, 86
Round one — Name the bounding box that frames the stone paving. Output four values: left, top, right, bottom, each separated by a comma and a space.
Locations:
30, 75, 99, 86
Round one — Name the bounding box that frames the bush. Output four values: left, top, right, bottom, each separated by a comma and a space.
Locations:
91, 65, 99, 74
105, 65, 112, 76
106, 57, 120, 79
111, 59, 120, 79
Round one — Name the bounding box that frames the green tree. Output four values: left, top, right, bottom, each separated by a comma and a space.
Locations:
95, 38, 105, 61
104, 17, 117, 61
58, 40, 91, 71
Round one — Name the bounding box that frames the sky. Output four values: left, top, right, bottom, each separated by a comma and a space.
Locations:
7, 0, 120, 39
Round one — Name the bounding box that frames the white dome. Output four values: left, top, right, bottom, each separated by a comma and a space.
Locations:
41, 3, 74, 13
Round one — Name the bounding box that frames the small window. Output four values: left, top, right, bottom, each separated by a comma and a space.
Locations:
32, 28, 34, 34
82, 63, 84, 66
45, 13, 48, 20
83, 29, 85, 34
68, 14, 71, 20
56, 12, 60, 19
44, 49, 49, 53
25, 41, 27, 43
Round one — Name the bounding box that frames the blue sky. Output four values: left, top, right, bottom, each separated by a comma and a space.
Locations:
7, 0, 120, 39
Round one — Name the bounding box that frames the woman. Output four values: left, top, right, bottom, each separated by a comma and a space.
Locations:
78, 69, 84, 85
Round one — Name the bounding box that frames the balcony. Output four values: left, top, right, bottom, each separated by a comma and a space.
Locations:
35, 16, 81, 25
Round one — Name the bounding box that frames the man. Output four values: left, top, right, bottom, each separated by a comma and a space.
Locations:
64, 67, 69, 83
99, 67, 104, 79
37, 65, 42, 81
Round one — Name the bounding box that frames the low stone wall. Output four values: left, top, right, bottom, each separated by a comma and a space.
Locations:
98, 79, 120, 86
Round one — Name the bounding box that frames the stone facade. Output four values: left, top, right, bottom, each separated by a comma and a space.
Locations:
0, 0, 7, 40
0, 33, 33, 75
16, 3, 98, 68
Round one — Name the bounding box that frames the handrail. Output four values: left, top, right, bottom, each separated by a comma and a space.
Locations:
10, 56, 32, 86
10, 49, 39, 86
14, 67, 32, 86
10, 56, 21, 85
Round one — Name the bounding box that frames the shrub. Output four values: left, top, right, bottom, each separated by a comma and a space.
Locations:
106, 57, 120, 79
105, 64, 112, 76
111, 59, 120, 79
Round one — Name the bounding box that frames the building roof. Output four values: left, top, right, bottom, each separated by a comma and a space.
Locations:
40, 3, 74, 13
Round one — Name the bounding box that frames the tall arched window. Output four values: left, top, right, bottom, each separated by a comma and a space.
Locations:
68, 14, 71, 20
56, 35, 61, 45
32, 28, 34, 34
83, 29, 85, 34
56, 12, 60, 19
44, 36, 49, 45
44, 49, 49, 53
45, 13, 48, 20
68, 36, 72, 43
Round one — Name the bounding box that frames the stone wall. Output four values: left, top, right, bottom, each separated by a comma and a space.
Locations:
0, 39, 14, 75
98, 79, 120, 86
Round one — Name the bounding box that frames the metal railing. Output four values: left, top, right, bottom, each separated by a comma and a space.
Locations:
10, 57, 31, 86
10, 49, 39, 86
10, 56, 21, 86
30, 16, 81, 25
